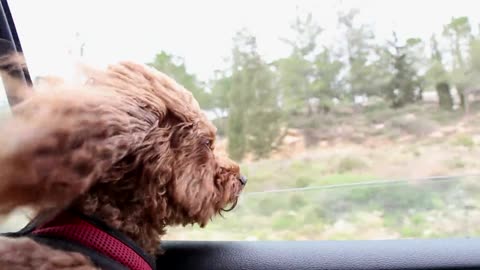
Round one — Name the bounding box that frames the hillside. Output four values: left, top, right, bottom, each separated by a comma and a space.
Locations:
166, 102, 480, 241
2, 102, 480, 241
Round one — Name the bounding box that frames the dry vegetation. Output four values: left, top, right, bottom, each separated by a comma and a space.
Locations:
2, 101, 480, 241
165, 101, 480, 241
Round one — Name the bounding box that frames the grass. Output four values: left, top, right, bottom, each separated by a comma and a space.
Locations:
164, 103, 480, 241
165, 174, 480, 241
388, 115, 437, 136
335, 156, 368, 173
452, 134, 475, 149
4, 103, 480, 242
445, 157, 467, 169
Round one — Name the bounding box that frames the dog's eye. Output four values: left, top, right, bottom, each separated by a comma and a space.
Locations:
204, 139, 214, 149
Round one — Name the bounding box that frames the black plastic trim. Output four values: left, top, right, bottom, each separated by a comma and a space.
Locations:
0, 0, 32, 107
157, 240, 480, 270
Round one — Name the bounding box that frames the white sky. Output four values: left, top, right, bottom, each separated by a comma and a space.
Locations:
8, 0, 480, 82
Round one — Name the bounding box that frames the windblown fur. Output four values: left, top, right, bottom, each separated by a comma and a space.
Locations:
0, 54, 244, 269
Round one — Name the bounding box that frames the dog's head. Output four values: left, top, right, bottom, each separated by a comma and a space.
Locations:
0, 56, 245, 252
167, 119, 246, 224
149, 102, 247, 226
77, 62, 246, 233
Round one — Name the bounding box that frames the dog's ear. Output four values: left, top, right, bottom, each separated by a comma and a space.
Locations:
83, 62, 204, 122
0, 87, 141, 216
0, 102, 142, 215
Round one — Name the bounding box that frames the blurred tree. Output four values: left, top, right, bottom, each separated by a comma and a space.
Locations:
338, 9, 377, 98
468, 37, 480, 87
227, 30, 282, 160
443, 17, 472, 70
275, 53, 313, 115
207, 70, 232, 136
312, 48, 343, 111
281, 12, 322, 57
426, 35, 452, 109
436, 82, 454, 111
384, 33, 424, 108
277, 12, 342, 115
469, 38, 480, 73
425, 35, 449, 87
368, 45, 393, 99
210, 70, 232, 117
442, 17, 472, 108
460, 32, 480, 112
276, 12, 322, 115
148, 51, 212, 109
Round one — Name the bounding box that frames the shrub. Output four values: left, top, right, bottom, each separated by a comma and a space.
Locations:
271, 212, 299, 230
336, 156, 368, 173
445, 158, 466, 169
452, 134, 475, 149
389, 115, 437, 136
289, 194, 307, 209
295, 176, 312, 188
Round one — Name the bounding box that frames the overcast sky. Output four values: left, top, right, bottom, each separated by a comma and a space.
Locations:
8, 0, 480, 82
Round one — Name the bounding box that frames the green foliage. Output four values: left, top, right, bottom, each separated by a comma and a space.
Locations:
443, 16, 472, 70
436, 82, 454, 110
445, 157, 466, 169
466, 38, 480, 91
210, 72, 231, 116
426, 35, 449, 92
227, 92, 247, 160
389, 115, 437, 136
384, 33, 424, 108
226, 30, 283, 160
312, 50, 344, 101
470, 39, 480, 73
271, 212, 298, 230
442, 17, 473, 108
148, 52, 212, 109
145, 12, 480, 163
452, 134, 475, 149
338, 9, 378, 97
275, 54, 313, 114
166, 151, 480, 241
335, 156, 368, 173
276, 12, 342, 115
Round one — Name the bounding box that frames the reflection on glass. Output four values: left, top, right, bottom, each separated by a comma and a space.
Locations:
3, 1, 480, 241
166, 176, 480, 241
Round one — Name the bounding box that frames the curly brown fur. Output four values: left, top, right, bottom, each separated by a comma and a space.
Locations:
0, 54, 244, 267
0, 236, 97, 269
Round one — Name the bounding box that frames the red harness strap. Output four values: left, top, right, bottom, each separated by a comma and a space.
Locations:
32, 212, 153, 270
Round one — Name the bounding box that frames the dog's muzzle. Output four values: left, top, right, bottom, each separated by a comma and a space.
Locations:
238, 175, 247, 185
222, 175, 246, 212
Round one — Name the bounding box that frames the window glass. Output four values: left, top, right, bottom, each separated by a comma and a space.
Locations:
4, 0, 480, 240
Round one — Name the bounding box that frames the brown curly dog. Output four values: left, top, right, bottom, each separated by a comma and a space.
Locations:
0, 54, 246, 269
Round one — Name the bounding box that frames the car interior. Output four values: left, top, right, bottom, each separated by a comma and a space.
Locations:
1, 0, 480, 269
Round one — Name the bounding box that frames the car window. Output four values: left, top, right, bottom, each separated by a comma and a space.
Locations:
0, 82, 10, 114
3, 0, 480, 241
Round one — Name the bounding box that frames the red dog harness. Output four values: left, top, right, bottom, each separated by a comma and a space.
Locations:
3, 211, 155, 270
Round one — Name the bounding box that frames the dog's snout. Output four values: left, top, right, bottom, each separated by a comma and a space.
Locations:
238, 175, 247, 185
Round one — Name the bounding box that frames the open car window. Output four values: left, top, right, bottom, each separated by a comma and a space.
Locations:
2, 0, 480, 246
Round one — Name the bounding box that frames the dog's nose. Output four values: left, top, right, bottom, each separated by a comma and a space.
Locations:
238, 175, 247, 185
